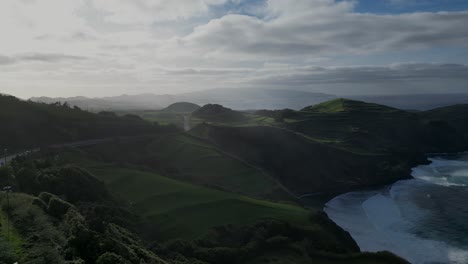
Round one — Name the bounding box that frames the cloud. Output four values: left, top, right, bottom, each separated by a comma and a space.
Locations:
0, 0, 467, 98
250, 63, 468, 85
0, 53, 87, 65
182, 5, 468, 59
91, 0, 229, 24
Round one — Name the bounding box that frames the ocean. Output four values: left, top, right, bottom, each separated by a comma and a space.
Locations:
325, 152, 468, 264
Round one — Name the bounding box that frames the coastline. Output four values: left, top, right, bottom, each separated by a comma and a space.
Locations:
323, 151, 468, 264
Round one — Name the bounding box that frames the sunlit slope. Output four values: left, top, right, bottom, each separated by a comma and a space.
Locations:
69, 155, 310, 240
302, 98, 400, 113
75, 134, 290, 200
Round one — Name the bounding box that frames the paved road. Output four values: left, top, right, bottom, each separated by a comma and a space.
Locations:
183, 115, 191, 131
0, 138, 117, 167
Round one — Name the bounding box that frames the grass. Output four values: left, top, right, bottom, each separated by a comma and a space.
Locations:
62, 133, 289, 200
69, 154, 311, 241
303, 98, 399, 113
0, 200, 23, 259
146, 134, 284, 198
117, 110, 205, 128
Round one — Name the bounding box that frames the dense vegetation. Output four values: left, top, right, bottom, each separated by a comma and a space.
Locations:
0, 95, 177, 152
0, 151, 409, 264
188, 99, 468, 196
1, 156, 166, 264
2, 96, 466, 263
192, 104, 247, 123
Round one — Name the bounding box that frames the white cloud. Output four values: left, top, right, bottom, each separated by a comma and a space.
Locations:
0, 0, 467, 98
92, 0, 228, 24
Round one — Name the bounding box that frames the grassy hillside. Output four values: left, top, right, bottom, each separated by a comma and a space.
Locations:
193, 104, 247, 123
190, 124, 422, 196
161, 102, 201, 113
258, 98, 467, 154
68, 134, 292, 201
421, 104, 468, 139
52, 150, 408, 264
185, 99, 468, 196
71, 159, 309, 240
302, 98, 400, 113
0, 95, 176, 152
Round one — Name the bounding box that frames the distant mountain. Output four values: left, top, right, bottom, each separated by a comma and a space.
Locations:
178, 88, 336, 110
30, 94, 176, 111
31, 89, 336, 111
31, 90, 468, 112
351, 93, 468, 111
161, 102, 200, 113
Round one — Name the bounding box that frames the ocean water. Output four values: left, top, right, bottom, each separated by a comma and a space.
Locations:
325, 152, 468, 264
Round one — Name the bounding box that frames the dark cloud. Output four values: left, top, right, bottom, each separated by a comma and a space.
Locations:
184, 11, 468, 58
0, 55, 15, 65
0, 53, 88, 66
18, 53, 87, 62
252, 64, 468, 89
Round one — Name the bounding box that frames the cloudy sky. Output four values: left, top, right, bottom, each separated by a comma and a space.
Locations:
1, 0, 467, 98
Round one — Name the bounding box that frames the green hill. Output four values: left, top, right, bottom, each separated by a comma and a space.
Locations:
302, 98, 399, 113
190, 99, 468, 196
0, 95, 174, 152
421, 104, 468, 134
161, 102, 201, 113
193, 104, 247, 123
71, 134, 292, 200
1, 152, 408, 264
190, 124, 421, 196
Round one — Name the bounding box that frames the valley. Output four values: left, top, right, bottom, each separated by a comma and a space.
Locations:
1, 94, 468, 263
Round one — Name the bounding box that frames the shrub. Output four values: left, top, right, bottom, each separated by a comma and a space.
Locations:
0, 237, 17, 264
48, 197, 74, 218
96, 252, 131, 264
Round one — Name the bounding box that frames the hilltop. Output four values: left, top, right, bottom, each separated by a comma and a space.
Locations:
161, 102, 200, 113
302, 98, 400, 113
189, 99, 468, 196
31, 89, 337, 111
193, 104, 247, 123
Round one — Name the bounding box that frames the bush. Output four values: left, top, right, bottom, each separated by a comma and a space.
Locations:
0, 237, 17, 264
48, 197, 74, 218
38, 192, 56, 204
96, 252, 130, 264
0, 165, 14, 187
32, 197, 48, 211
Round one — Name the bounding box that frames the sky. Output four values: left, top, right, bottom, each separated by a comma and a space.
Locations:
0, 0, 467, 99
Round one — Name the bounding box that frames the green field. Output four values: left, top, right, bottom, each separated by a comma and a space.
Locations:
74, 134, 289, 200
72, 158, 311, 241
0, 201, 23, 260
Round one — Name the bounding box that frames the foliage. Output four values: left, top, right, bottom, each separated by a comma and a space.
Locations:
156, 219, 408, 264
161, 102, 201, 113
96, 252, 131, 264
193, 104, 247, 123
0, 94, 178, 152
15, 160, 110, 203
0, 166, 14, 187
0, 237, 17, 264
